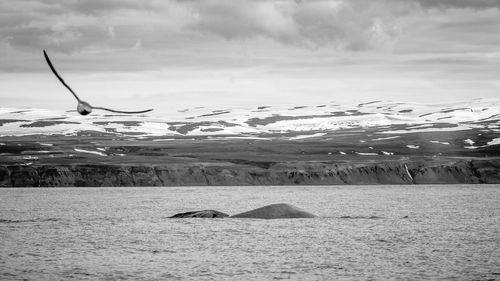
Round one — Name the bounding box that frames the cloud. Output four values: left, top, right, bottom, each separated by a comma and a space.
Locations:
413, 0, 500, 9
1, 0, 499, 110
0, 0, 499, 71
0, 0, 418, 53
182, 0, 414, 50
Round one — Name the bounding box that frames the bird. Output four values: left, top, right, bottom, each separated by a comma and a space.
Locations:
43, 50, 153, 115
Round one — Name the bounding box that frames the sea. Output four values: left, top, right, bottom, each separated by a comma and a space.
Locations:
0, 185, 499, 280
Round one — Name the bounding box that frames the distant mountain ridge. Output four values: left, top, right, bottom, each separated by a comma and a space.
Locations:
1, 99, 499, 142
1, 99, 499, 186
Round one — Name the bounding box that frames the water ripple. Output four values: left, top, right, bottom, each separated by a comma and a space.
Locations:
0, 185, 498, 280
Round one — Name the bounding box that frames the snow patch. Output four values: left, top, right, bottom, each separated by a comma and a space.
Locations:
487, 138, 500, 146
463, 138, 500, 149
23, 156, 38, 160
224, 136, 270, 140
406, 145, 420, 149
371, 136, 400, 141
430, 140, 450, 145
464, 139, 475, 145
464, 146, 479, 149
74, 148, 107, 156
356, 152, 378, 156
39, 143, 53, 146
290, 133, 326, 140
382, 126, 472, 134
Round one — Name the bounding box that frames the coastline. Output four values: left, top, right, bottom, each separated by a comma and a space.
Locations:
2, 158, 499, 187
2, 101, 499, 187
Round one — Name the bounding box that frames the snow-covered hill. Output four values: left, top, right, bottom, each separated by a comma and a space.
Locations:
1, 99, 499, 141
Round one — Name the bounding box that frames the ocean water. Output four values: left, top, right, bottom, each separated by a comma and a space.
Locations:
0, 185, 499, 280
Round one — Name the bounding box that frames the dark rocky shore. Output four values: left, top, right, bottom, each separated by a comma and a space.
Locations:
1, 121, 499, 187
2, 159, 499, 187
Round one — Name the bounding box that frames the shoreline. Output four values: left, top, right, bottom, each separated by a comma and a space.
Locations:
2, 158, 499, 187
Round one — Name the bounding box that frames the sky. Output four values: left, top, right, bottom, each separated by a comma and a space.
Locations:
1, 0, 500, 114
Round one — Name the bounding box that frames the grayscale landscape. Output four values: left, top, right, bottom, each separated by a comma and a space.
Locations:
1, 0, 499, 280
1, 99, 499, 186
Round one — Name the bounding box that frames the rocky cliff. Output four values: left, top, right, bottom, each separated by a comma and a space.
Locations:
1, 159, 499, 187
2, 100, 499, 187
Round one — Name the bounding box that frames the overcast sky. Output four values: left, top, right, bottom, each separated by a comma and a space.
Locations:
1, 0, 499, 113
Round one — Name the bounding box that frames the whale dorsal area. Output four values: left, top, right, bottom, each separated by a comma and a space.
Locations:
170, 210, 229, 218
230, 203, 317, 219
169, 204, 317, 219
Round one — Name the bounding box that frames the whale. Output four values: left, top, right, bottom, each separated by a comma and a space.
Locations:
170, 210, 229, 218
169, 203, 316, 219
230, 203, 317, 219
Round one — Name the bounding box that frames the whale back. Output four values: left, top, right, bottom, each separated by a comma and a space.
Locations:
170, 210, 229, 218
230, 203, 316, 219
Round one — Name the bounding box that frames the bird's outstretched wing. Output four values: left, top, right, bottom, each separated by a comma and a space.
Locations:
92, 107, 154, 114
43, 50, 81, 102
44, 50, 154, 115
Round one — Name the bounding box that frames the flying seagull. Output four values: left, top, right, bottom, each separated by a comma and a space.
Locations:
43, 50, 153, 115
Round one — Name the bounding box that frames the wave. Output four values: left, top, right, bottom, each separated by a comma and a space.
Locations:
0, 218, 61, 224
338, 215, 385, 219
